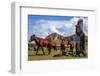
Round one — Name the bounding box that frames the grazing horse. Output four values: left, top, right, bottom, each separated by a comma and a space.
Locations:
60, 39, 66, 56
29, 35, 54, 55
67, 41, 74, 51
67, 41, 74, 56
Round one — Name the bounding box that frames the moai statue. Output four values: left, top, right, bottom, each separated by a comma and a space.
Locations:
75, 18, 86, 56
77, 19, 83, 31
76, 19, 83, 35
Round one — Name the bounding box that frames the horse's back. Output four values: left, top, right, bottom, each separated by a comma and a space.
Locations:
39, 38, 52, 46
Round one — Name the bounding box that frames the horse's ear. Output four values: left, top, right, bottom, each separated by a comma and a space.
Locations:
32, 34, 35, 37
61, 38, 64, 41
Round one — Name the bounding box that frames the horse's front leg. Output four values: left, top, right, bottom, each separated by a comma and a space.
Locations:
41, 47, 45, 55
36, 46, 39, 55
54, 46, 57, 51
48, 47, 51, 55
62, 49, 66, 56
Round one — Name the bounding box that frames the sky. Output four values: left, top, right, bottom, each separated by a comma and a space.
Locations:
28, 15, 88, 39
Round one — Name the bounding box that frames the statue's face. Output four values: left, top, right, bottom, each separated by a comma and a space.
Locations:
76, 25, 81, 35
77, 19, 83, 25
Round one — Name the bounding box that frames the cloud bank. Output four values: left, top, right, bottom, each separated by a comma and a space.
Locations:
31, 17, 88, 38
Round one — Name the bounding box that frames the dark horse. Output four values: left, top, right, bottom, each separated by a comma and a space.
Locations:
67, 41, 74, 51
67, 40, 74, 56
60, 39, 66, 56
29, 35, 55, 55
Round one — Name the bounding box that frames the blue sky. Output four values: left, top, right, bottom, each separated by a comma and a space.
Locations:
28, 15, 88, 39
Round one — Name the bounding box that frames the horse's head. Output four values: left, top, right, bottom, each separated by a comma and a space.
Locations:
61, 38, 64, 42
29, 34, 36, 42
67, 40, 71, 45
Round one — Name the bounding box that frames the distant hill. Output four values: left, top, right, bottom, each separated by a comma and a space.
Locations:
46, 32, 65, 44
46, 32, 88, 42
65, 34, 88, 41
46, 32, 64, 40
64, 34, 76, 41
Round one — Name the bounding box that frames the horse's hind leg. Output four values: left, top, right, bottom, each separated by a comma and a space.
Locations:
71, 49, 74, 56
48, 48, 51, 55
42, 47, 45, 55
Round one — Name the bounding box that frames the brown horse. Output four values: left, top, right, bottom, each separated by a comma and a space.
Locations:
60, 39, 66, 56
67, 41, 74, 51
67, 41, 74, 56
29, 34, 54, 55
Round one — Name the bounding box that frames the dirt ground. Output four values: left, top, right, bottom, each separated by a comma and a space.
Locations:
28, 55, 87, 61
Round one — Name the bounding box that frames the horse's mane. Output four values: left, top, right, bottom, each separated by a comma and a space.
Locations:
36, 36, 43, 40
35, 36, 51, 41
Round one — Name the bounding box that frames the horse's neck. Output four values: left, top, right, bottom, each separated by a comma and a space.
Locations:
34, 37, 40, 45
61, 42, 64, 44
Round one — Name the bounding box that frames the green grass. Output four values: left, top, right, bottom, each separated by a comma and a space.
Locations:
28, 47, 88, 61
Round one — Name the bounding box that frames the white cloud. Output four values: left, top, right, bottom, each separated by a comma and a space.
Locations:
83, 18, 88, 36
31, 17, 88, 38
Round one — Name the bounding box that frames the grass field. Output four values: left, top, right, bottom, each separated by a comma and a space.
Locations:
28, 47, 88, 61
